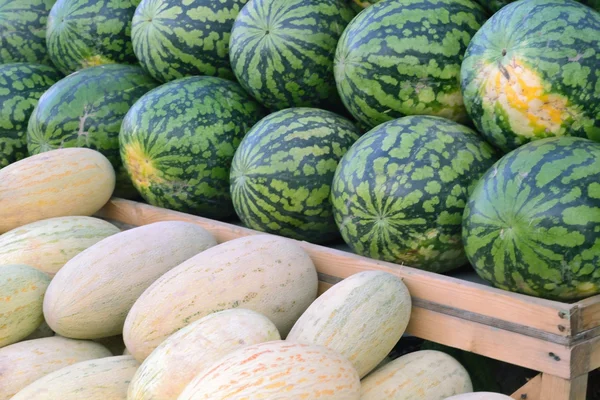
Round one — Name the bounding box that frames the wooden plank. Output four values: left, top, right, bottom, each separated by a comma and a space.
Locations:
539, 374, 588, 400
405, 308, 572, 378
572, 295, 600, 335
97, 198, 573, 339
571, 333, 600, 377
511, 374, 542, 400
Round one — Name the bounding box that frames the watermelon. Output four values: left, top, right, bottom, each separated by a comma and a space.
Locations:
461, 0, 600, 153
46, 0, 138, 75
475, 0, 600, 13
0, 0, 56, 64
132, 0, 247, 83
334, 0, 487, 129
26, 64, 159, 198
119, 76, 265, 219
331, 115, 497, 273
463, 136, 600, 301
0, 63, 62, 168
229, 0, 356, 111
230, 108, 360, 243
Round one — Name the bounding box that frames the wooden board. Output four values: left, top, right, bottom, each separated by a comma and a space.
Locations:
511, 374, 542, 400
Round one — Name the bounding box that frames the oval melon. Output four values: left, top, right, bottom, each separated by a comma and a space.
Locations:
128, 309, 280, 400
43, 221, 217, 339
178, 341, 361, 400
445, 393, 512, 399
287, 270, 411, 378
0, 216, 120, 276
11, 355, 139, 400
0, 264, 51, 347
0, 148, 115, 234
360, 350, 473, 399
124, 234, 318, 361
0, 336, 112, 400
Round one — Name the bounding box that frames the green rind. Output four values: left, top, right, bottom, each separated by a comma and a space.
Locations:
119, 76, 266, 219
0, 63, 62, 168
46, 0, 138, 75
475, 0, 599, 13
463, 136, 600, 301
132, 0, 247, 83
229, 0, 356, 111
230, 108, 360, 243
0, 0, 56, 64
461, 0, 600, 153
331, 115, 498, 273
26, 64, 159, 198
334, 0, 487, 129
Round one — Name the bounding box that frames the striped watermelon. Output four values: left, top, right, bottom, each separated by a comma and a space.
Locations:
119, 76, 265, 219
331, 115, 497, 273
46, 0, 138, 75
27, 64, 158, 198
0, 63, 62, 168
334, 0, 487, 129
475, 0, 600, 13
229, 0, 356, 111
230, 108, 360, 243
132, 0, 247, 83
463, 137, 600, 301
461, 0, 600, 153
0, 0, 56, 64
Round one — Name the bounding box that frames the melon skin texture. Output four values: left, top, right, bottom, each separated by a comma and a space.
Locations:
0, 147, 115, 234
0, 216, 120, 276
0, 264, 51, 347
444, 393, 512, 400
11, 355, 139, 400
287, 270, 411, 378
43, 221, 217, 339
128, 308, 281, 400
178, 341, 361, 400
124, 234, 318, 361
361, 350, 473, 399
0, 336, 112, 400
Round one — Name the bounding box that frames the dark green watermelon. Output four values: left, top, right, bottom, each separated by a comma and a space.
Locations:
463, 136, 600, 301
132, 0, 247, 83
119, 76, 266, 219
229, 0, 356, 111
0, 63, 62, 168
230, 108, 360, 243
461, 0, 600, 153
27, 64, 159, 198
46, 0, 138, 75
331, 115, 497, 273
475, 0, 599, 13
0, 0, 56, 65
334, 0, 487, 129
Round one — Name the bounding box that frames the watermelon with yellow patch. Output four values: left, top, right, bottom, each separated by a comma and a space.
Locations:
461, 0, 600, 153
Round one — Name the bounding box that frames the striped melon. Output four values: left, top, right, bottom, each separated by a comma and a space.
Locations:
0, 216, 120, 276
360, 350, 473, 399
178, 341, 361, 400
43, 221, 216, 339
287, 271, 411, 378
0, 336, 112, 400
445, 394, 512, 399
124, 235, 318, 361
11, 355, 139, 400
128, 309, 280, 400
0, 264, 51, 347
0, 148, 115, 234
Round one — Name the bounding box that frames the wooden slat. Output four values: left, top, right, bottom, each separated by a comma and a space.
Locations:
572, 295, 600, 335
539, 374, 588, 400
511, 374, 542, 400
571, 333, 600, 377
97, 198, 573, 339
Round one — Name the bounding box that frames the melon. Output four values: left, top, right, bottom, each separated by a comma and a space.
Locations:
43, 221, 216, 339
445, 393, 512, 399
124, 234, 318, 361
0, 216, 120, 276
287, 270, 411, 378
0, 336, 112, 400
0, 264, 51, 347
0, 148, 115, 234
11, 355, 139, 400
178, 341, 361, 400
360, 350, 473, 399
128, 309, 280, 400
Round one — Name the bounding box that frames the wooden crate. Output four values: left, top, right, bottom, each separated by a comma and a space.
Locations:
97, 198, 600, 400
